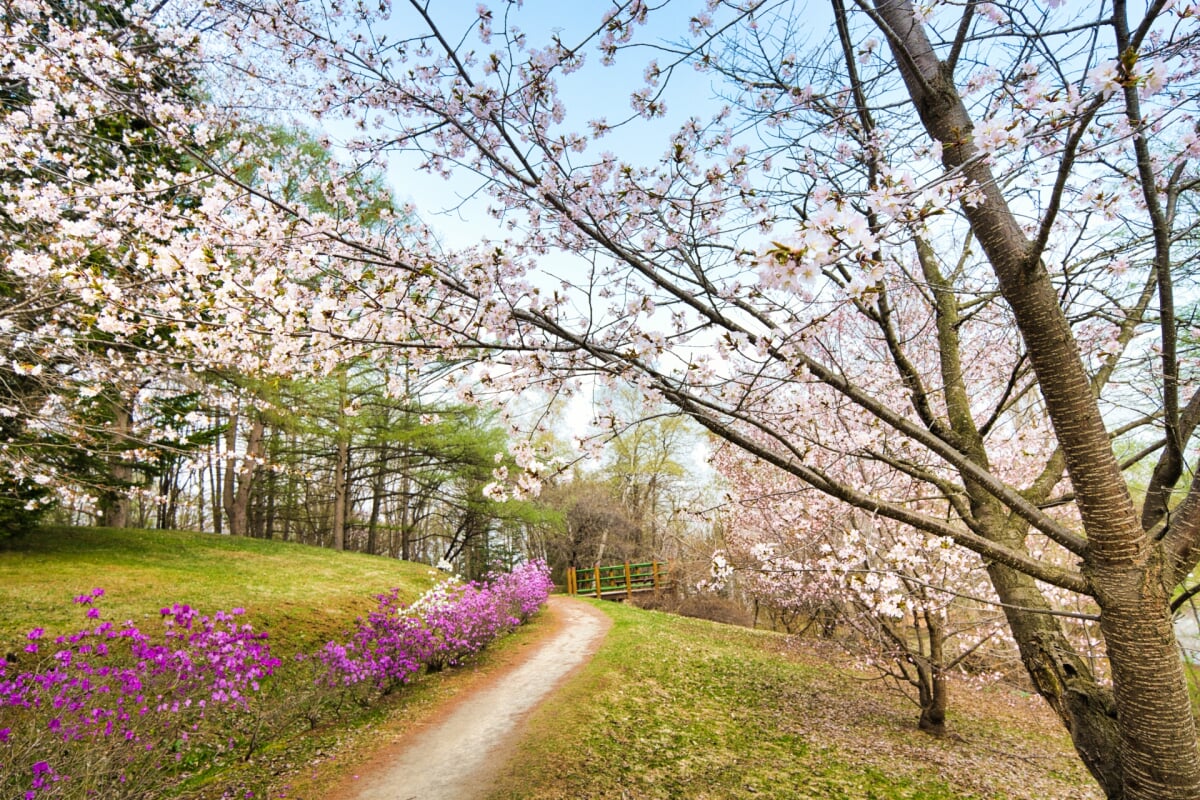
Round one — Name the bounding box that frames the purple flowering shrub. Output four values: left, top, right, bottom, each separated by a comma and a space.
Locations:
0, 589, 280, 799
315, 560, 554, 686
0, 560, 553, 799
311, 588, 435, 694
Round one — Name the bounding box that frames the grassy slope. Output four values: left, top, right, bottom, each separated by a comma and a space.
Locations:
0, 526, 439, 656
0, 526, 468, 798
1, 529, 1101, 799
486, 600, 1102, 800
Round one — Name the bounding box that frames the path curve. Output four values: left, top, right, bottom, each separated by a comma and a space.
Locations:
343, 596, 609, 800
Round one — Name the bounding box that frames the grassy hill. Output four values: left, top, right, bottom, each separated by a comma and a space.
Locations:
485, 601, 1101, 800
0, 526, 440, 657
0, 526, 469, 799
0, 528, 1101, 800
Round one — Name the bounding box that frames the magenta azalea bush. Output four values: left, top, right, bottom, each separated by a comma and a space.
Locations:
0, 561, 553, 799
314, 560, 555, 688
0, 589, 279, 799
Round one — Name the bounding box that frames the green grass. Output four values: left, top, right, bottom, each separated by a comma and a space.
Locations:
486, 601, 1100, 800
0, 526, 439, 656
0, 528, 1099, 800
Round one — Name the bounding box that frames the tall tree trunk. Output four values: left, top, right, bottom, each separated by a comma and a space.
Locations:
366, 443, 388, 556
223, 410, 263, 537
99, 400, 133, 528
332, 436, 349, 551
283, 429, 296, 542
331, 373, 350, 552
874, 2, 1200, 796
264, 442, 277, 540
210, 419, 223, 535
222, 412, 240, 536
197, 456, 207, 533
156, 458, 181, 530
399, 439, 412, 560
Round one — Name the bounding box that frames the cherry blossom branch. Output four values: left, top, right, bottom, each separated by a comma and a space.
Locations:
751, 564, 1098, 620
873, 0, 1142, 568
656, 389, 1090, 593
1113, 1, 1184, 533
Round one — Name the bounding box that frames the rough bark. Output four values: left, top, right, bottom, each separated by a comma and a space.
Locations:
987, 558, 1122, 797
873, 2, 1200, 796
222, 410, 263, 538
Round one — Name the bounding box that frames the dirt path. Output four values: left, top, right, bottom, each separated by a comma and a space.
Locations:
341, 596, 610, 800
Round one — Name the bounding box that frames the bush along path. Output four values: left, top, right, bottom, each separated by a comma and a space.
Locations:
0, 562, 554, 800
338, 597, 610, 800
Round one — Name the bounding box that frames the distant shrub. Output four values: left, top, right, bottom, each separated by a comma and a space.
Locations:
314, 560, 554, 688
634, 591, 755, 628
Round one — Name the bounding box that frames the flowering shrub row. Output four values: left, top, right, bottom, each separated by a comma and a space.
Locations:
314, 561, 555, 689
0, 561, 553, 799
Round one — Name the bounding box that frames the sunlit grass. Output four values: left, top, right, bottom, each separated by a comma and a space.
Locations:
487, 600, 1100, 800
0, 526, 440, 657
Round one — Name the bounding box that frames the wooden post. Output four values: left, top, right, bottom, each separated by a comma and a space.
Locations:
624, 560, 633, 600
652, 560, 660, 591
567, 567, 576, 596
594, 565, 602, 599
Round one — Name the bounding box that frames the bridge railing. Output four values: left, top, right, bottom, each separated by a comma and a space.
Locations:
566, 560, 670, 600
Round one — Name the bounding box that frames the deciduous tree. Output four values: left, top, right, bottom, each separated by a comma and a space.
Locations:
10, 1, 1200, 796
204, 2, 1200, 795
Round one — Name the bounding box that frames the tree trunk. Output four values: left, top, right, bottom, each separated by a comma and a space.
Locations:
366, 443, 388, 556
223, 410, 263, 537
595, 524, 610, 566
99, 400, 133, 529
916, 610, 948, 737
222, 413, 240, 536
197, 456, 207, 533
916, 676, 947, 737
1093, 557, 1200, 799
332, 436, 349, 551
399, 439, 412, 560
264, 452, 277, 539
283, 429, 296, 542
874, 3, 1200, 795
156, 458, 181, 531
988, 560, 1122, 796
210, 421, 223, 535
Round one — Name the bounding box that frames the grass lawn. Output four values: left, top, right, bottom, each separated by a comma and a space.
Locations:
1, 528, 1102, 800
486, 599, 1101, 800
0, 526, 440, 657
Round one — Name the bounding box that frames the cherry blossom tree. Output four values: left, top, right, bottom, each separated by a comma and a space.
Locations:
0, 0, 211, 529
1, 0, 461, 529
9, 0, 1200, 796
712, 438, 1032, 736
200, 2, 1200, 795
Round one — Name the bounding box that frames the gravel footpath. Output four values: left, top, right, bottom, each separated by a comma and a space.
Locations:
343, 597, 609, 800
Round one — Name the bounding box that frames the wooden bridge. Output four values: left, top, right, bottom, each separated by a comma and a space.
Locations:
566, 560, 671, 600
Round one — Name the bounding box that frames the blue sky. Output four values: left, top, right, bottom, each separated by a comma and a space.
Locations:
368, 0, 747, 249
